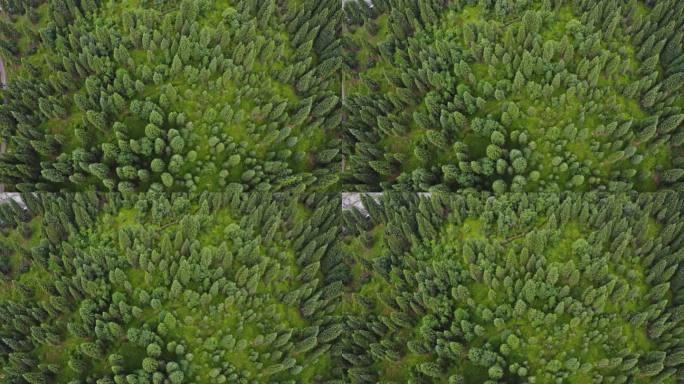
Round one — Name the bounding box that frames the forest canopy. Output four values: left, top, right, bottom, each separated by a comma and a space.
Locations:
0, 191, 347, 383
0, 0, 342, 193
341, 192, 684, 383
2, 0, 684, 383
5, 191, 684, 383
343, 0, 684, 192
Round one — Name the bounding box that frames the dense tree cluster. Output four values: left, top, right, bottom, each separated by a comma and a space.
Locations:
5, 190, 684, 383
343, 0, 684, 192
340, 193, 684, 382
3, 0, 684, 383
0, 0, 341, 192
0, 191, 346, 382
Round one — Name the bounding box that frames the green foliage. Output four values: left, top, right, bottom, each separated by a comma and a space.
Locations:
341, 193, 684, 383
0, 0, 341, 192
343, 0, 684, 192
0, 192, 345, 382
